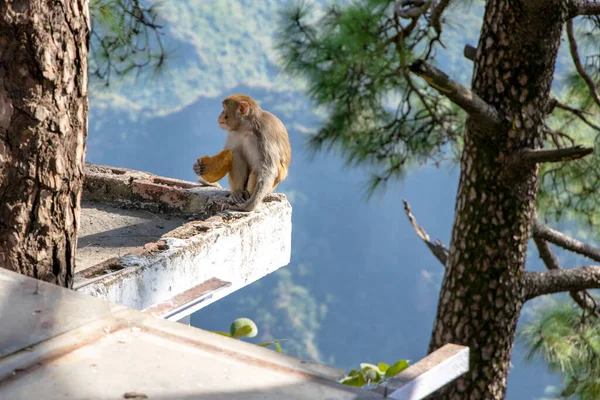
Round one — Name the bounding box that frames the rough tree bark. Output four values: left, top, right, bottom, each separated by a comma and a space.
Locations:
426, 1, 569, 399
0, 0, 89, 287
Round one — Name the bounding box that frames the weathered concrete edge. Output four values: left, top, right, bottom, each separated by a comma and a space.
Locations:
75, 199, 292, 312
83, 162, 230, 217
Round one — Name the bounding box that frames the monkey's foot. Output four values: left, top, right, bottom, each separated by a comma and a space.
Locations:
217, 201, 231, 212
229, 190, 250, 204
227, 203, 254, 212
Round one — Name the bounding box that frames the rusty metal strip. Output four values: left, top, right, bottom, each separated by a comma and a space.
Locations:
0, 315, 131, 385
142, 278, 231, 321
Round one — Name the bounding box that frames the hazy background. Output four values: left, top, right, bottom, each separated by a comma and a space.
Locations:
86, 1, 580, 397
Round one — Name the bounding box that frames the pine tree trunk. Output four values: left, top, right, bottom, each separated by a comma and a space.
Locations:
0, 0, 89, 287
428, 1, 568, 399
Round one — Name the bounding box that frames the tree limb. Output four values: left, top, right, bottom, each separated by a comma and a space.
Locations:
506, 146, 593, 170
403, 200, 449, 267
532, 236, 600, 316
395, 0, 430, 19
533, 220, 600, 262
566, 19, 600, 108
463, 44, 476, 61
523, 266, 600, 300
544, 126, 576, 148
546, 98, 600, 131
408, 60, 501, 126
430, 0, 452, 34
570, 0, 600, 17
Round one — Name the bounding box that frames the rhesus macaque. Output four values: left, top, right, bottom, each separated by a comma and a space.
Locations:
193, 94, 291, 211
194, 149, 233, 188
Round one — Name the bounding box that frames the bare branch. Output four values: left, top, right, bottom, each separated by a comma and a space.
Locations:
403, 200, 449, 267
408, 60, 501, 126
523, 266, 600, 300
533, 220, 600, 262
544, 127, 576, 148
567, 20, 600, 108
547, 98, 600, 131
570, 0, 600, 17
532, 236, 600, 316
463, 44, 476, 61
396, 0, 430, 19
430, 0, 452, 34
506, 146, 594, 170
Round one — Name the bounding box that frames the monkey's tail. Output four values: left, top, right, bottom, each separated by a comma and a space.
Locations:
195, 176, 222, 188
232, 175, 273, 211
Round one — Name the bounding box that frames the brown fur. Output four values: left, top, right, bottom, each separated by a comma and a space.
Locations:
218, 94, 291, 211
197, 149, 233, 183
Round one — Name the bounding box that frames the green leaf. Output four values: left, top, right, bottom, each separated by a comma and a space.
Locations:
378, 362, 389, 373
211, 331, 232, 338
360, 363, 379, 371
235, 325, 253, 338
372, 372, 383, 384
385, 360, 409, 378
340, 372, 366, 387
230, 318, 258, 338
363, 368, 380, 382
258, 340, 285, 353
360, 363, 384, 375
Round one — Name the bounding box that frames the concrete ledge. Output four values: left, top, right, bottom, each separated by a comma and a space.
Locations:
84, 163, 231, 217
75, 163, 292, 317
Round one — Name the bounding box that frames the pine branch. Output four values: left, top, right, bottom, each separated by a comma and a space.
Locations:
570, 0, 600, 17
395, 0, 430, 19
523, 266, 600, 300
506, 146, 594, 170
546, 98, 600, 131
403, 200, 449, 267
543, 127, 576, 148
408, 60, 501, 126
567, 20, 600, 108
430, 0, 452, 34
533, 221, 600, 262
532, 236, 600, 316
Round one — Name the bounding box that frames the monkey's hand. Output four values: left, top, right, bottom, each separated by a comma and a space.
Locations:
195, 150, 232, 184
193, 160, 206, 176
193, 161, 222, 187
229, 190, 250, 205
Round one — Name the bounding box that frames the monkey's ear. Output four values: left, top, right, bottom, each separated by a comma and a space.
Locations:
238, 101, 250, 116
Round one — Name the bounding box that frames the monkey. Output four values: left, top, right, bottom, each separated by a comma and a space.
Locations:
193, 149, 233, 188
193, 94, 291, 212
194, 174, 221, 188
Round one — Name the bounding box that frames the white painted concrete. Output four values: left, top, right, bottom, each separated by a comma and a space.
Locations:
76, 200, 292, 317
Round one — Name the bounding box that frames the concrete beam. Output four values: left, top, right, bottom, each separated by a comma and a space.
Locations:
75, 163, 292, 318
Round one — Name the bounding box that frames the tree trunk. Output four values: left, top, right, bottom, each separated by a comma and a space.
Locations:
0, 0, 89, 287
428, 1, 568, 399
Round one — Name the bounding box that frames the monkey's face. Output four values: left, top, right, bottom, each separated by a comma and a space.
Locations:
217, 106, 229, 131
218, 101, 241, 131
